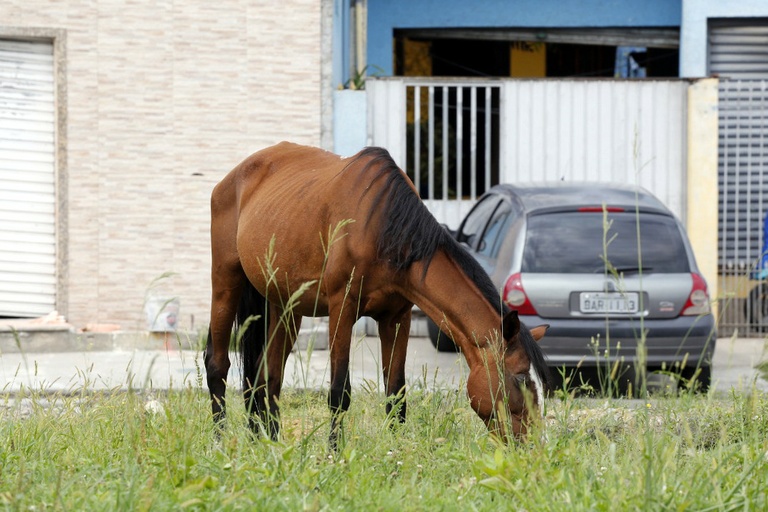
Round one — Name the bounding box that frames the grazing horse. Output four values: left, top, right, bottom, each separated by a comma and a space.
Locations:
205, 142, 550, 446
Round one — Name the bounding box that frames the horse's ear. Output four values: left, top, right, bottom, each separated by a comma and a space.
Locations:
529, 324, 549, 342
502, 310, 520, 340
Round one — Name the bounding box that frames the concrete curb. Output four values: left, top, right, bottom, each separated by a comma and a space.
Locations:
0, 315, 434, 354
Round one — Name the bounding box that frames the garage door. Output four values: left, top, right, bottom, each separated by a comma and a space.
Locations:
709, 22, 768, 335
711, 22, 768, 267
0, 39, 56, 317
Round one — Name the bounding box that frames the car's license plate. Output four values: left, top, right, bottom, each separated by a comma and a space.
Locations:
579, 292, 639, 313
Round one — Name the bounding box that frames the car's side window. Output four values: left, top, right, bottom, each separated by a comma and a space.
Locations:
477, 201, 512, 258
457, 196, 502, 250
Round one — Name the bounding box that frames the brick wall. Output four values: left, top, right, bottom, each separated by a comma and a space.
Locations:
1, 1, 323, 330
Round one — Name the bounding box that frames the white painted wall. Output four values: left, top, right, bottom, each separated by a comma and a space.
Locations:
333, 90, 367, 157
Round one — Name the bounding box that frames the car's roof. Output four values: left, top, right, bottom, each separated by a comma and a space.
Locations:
491, 181, 671, 214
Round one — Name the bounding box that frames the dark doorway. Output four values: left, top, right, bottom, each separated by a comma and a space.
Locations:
394, 32, 680, 78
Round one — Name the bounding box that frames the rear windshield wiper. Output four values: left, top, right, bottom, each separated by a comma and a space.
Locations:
593, 266, 652, 274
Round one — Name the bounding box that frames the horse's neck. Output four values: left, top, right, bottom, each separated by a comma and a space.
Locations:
407, 251, 502, 368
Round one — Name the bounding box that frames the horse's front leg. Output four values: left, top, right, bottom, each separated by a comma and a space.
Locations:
378, 308, 411, 426
327, 302, 356, 451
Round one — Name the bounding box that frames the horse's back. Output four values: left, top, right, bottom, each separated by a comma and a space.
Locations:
212, 142, 354, 230
225, 142, 346, 201
213, 143, 383, 312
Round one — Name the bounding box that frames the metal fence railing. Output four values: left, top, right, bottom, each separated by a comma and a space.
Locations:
404, 82, 501, 228
718, 262, 768, 337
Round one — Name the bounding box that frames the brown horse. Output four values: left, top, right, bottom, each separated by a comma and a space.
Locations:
205, 142, 550, 446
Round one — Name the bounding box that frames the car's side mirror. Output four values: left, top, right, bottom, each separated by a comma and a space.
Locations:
440, 223, 457, 238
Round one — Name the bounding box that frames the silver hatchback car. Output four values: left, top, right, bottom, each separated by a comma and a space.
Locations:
428, 182, 717, 392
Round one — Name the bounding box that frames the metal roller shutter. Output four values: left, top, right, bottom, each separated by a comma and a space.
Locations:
0, 39, 56, 317
717, 79, 768, 268
710, 23, 768, 80
711, 23, 768, 269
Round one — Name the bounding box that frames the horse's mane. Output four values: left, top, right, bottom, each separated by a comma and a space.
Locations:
350, 147, 502, 310
348, 146, 551, 388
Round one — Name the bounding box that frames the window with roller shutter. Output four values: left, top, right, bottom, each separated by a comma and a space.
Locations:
0, 39, 56, 317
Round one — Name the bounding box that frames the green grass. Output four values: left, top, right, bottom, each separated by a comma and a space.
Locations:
1, 377, 767, 511
758, 360, 768, 383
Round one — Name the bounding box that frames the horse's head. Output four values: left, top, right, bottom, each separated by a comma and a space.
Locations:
467, 311, 549, 440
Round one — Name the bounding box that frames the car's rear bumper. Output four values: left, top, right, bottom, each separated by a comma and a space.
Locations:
521, 313, 717, 368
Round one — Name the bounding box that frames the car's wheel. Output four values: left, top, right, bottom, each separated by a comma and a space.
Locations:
745, 283, 768, 332
679, 365, 711, 393
427, 317, 459, 352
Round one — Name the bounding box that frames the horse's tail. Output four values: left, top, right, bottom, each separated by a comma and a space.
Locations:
236, 278, 268, 397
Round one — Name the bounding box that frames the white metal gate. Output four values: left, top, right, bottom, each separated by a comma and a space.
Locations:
0, 39, 57, 317
368, 79, 502, 227
367, 77, 688, 229
499, 80, 687, 220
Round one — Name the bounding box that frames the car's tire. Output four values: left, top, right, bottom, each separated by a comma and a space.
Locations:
679, 365, 711, 393
745, 283, 768, 332
427, 317, 459, 352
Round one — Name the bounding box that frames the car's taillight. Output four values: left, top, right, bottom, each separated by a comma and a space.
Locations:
503, 273, 538, 315
681, 273, 711, 316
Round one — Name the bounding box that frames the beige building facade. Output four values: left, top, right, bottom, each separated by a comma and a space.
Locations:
1, 1, 329, 330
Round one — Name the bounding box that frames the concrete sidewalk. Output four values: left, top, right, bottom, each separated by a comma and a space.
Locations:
0, 335, 766, 394
0, 336, 468, 394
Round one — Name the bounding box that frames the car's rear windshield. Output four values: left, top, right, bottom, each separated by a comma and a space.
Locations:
521, 211, 690, 274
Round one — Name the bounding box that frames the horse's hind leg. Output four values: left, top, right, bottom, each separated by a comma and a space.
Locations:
327, 300, 356, 451
378, 307, 411, 425
205, 211, 245, 429
205, 278, 242, 427
246, 304, 301, 440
